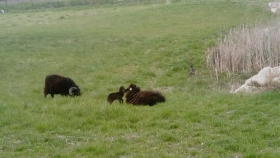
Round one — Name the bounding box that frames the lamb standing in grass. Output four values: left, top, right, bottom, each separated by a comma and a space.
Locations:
107, 86, 126, 104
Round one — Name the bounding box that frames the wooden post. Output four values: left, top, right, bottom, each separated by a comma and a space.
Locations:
166, 0, 171, 4
5, 0, 7, 13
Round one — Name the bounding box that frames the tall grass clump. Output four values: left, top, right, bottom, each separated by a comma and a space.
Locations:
207, 20, 280, 75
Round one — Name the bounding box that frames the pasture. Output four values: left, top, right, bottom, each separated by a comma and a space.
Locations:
1, 1, 280, 157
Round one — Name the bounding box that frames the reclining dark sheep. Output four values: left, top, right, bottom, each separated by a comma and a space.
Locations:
125, 83, 165, 106
107, 86, 126, 104
44, 74, 82, 98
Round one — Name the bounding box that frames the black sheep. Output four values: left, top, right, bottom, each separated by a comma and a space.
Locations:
107, 86, 126, 104
44, 74, 82, 98
125, 83, 165, 106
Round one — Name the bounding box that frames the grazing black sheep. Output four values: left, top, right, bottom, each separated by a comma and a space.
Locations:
107, 86, 126, 104
125, 83, 165, 106
44, 74, 82, 98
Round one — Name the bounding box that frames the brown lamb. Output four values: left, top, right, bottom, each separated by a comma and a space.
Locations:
107, 86, 126, 104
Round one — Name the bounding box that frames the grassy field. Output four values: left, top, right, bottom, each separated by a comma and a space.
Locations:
1, 0, 280, 157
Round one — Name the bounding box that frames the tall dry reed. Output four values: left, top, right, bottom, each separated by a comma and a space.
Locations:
207, 20, 280, 76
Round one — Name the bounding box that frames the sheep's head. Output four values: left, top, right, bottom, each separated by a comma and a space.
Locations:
69, 87, 82, 97
125, 83, 140, 93
119, 86, 126, 93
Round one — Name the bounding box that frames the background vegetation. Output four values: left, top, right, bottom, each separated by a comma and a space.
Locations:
0, 0, 274, 13
207, 20, 280, 75
1, 0, 280, 157
1, 0, 178, 13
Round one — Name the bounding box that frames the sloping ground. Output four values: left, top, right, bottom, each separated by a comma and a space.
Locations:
1, 1, 279, 157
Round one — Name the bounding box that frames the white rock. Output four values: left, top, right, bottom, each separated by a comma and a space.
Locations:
245, 67, 271, 86
234, 84, 258, 93
234, 66, 280, 93
272, 77, 280, 84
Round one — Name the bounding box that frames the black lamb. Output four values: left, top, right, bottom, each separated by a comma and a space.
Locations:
107, 86, 126, 104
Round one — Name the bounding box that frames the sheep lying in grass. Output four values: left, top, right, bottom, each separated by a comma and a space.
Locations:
125, 83, 165, 106
107, 86, 126, 104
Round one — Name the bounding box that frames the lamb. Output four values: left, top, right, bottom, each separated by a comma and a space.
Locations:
125, 83, 165, 106
107, 86, 126, 104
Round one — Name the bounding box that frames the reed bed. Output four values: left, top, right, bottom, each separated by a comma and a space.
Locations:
207, 20, 280, 75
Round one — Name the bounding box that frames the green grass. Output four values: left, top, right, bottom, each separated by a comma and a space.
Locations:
1, 1, 280, 157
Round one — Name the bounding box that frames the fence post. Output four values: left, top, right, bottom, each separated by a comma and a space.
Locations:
5, 0, 7, 13
166, 0, 172, 4
31, 0, 33, 8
